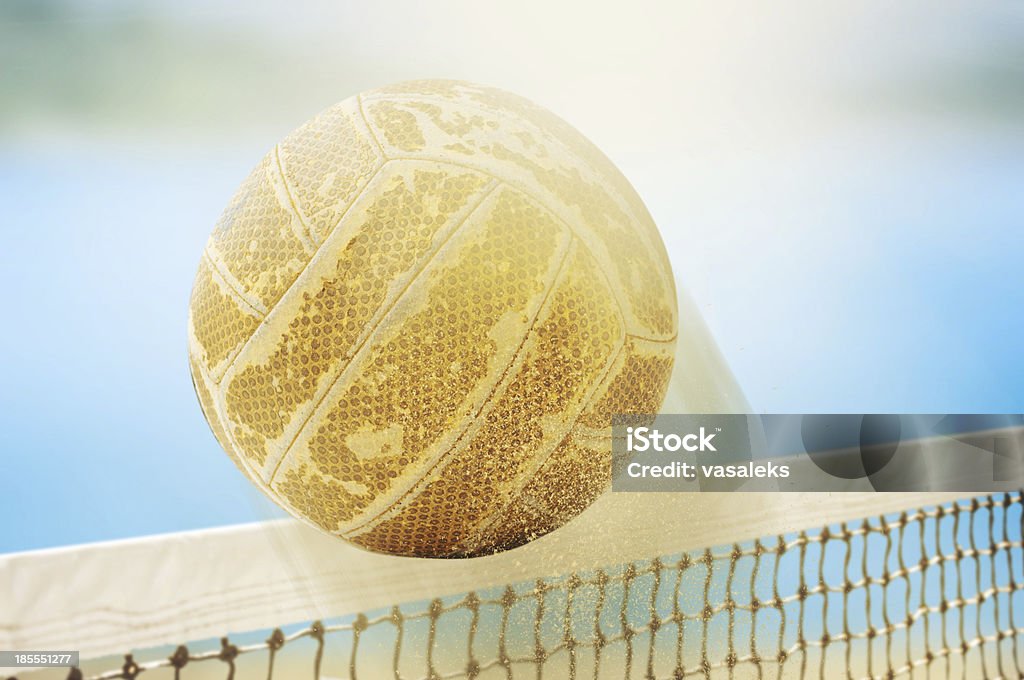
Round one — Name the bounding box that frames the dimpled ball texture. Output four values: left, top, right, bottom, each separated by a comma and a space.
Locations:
188, 80, 677, 558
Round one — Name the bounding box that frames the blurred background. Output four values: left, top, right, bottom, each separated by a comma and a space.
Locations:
1, 0, 1021, 552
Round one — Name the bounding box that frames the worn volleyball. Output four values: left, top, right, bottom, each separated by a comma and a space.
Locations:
188, 80, 677, 558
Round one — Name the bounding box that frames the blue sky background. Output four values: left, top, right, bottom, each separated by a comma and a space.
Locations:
1, 1, 1021, 553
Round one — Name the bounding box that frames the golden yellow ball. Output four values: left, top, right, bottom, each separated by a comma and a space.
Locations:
188, 80, 677, 558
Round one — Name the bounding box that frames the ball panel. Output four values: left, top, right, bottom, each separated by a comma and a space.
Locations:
189, 355, 244, 472
188, 257, 263, 375
269, 186, 570, 534
277, 99, 382, 243
469, 338, 673, 546
575, 336, 676, 432
230, 423, 270, 467
370, 80, 563, 142
473, 436, 609, 554
364, 99, 427, 153
472, 338, 675, 552
347, 238, 626, 557
206, 155, 312, 310
220, 162, 493, 477
369, 81, 653, 231
360, 82, 677, 342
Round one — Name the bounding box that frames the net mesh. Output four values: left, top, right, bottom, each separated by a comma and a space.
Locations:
12, 492, 1024, 680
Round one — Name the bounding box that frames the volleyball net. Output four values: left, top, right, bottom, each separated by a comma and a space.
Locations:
5, 297, 1021, 679
4, 490, 1023, 680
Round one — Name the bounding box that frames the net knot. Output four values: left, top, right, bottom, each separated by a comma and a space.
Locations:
266, 628, 285, 651
169, 645, 189, 669
121, 654, 140, 679
218, 638, 238, 663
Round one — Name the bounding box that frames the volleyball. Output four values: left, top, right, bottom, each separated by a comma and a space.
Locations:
187, 80, 677, 558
